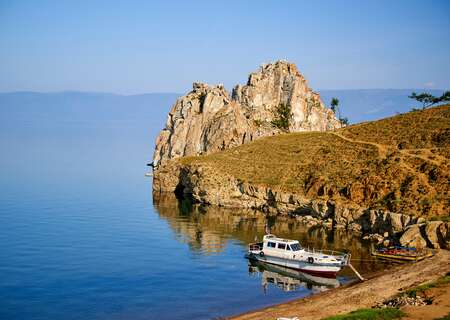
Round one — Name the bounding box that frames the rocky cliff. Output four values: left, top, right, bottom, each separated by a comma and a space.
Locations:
155, 160, 449, 249
152, 105, 450, 249
153, 61, 341, 168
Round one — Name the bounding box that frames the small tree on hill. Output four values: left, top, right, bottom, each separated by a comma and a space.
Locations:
271, 104, 292, 131
330, 97, 348, 125
409, 91, 450, 109
340, 117, 349, 126
330, 97, 339, 117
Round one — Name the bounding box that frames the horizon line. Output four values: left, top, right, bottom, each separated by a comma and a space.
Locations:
0, 88, 447, 96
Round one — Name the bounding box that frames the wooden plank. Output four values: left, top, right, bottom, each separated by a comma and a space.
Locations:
348, 263, 366, 281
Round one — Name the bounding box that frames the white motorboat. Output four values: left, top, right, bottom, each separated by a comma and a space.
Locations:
246, 234, 350, 278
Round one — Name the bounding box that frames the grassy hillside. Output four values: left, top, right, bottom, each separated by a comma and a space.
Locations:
182, 105, 450, 218
341, 105, 450, 157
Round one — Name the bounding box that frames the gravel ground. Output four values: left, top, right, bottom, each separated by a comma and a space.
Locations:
230, 250, 450, 320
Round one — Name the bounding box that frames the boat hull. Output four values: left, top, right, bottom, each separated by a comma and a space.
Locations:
246, 253, 341, 278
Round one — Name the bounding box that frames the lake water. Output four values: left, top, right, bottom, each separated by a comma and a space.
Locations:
0, 95, 387, 319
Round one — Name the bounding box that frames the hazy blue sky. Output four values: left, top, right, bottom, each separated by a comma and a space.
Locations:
1, 0, 449, 94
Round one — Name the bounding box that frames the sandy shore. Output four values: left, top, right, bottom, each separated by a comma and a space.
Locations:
230, 250, 450, 320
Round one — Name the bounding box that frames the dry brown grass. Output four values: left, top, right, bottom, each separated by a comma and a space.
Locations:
184, 132, 378, 190
340, 105, 450, 155
181, 105, 450, 218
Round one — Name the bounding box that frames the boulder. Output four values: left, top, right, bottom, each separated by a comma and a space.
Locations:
440, 222, 450, 248
152, 160, 182, 193
333, 203, 364, 227
371, 233, 384, 244
387, 212, 404, 233
424, 221, 449, 249
400, 224, 427, 249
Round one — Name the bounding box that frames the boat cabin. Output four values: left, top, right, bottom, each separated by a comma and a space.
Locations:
263, 234, 302, 252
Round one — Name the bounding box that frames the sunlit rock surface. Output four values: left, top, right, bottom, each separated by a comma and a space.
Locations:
153, 61, 341, 168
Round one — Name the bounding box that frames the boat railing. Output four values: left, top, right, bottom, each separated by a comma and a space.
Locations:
305, 246, 348, 257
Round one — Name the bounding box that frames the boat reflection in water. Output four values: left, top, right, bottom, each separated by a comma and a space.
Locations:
248, 260, 340, 294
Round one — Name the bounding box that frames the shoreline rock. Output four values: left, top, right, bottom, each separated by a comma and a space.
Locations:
153, 160, 449, 248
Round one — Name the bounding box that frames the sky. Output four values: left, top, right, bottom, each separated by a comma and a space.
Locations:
1, 0, 449, 94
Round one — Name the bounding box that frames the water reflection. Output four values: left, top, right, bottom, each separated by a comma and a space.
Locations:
248, 260, 340, 294
153, 192, 386, 287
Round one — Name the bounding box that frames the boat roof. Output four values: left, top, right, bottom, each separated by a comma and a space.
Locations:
263, 234, 299, 244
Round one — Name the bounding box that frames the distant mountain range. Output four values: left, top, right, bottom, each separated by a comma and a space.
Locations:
0, 92, 179, 148
0, 91, 179, 124
0, 89, 445, 149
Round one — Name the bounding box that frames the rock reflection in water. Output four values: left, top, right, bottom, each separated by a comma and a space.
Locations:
153, 192, 386, 277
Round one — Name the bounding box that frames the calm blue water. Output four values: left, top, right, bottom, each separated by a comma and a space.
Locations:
0, 96, 384, 320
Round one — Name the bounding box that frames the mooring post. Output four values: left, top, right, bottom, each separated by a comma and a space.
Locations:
348, 263, 366, 281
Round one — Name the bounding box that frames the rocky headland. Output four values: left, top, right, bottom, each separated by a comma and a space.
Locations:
153, 61, 341, 168
152, 61, 450, 249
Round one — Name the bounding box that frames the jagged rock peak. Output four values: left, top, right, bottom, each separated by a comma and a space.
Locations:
192, 82, 226, 95
152, 81, 248, 168
232, 61, 305, 104
232, 60, 340, 132
153, 60, 341, 169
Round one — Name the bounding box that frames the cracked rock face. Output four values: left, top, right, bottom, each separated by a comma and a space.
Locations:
153, 83, 251, 168
154, 163, 448, 245
153, 61, 341, 168
232, 61, 340, 132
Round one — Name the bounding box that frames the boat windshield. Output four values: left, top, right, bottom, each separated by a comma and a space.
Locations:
290, 243, 301, 251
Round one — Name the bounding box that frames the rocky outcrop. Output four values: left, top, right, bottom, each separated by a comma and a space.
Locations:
424, 221, 450, 249
153, 161, 449, 248
153, 61, 341, 168
158, 163, 412, 234
152, 160, 182, 193
400, 225, 427, 249
398, 221, 450, 249
232, 62, 340, 132
151, 63, 449, 249
153, 83, 253, 168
